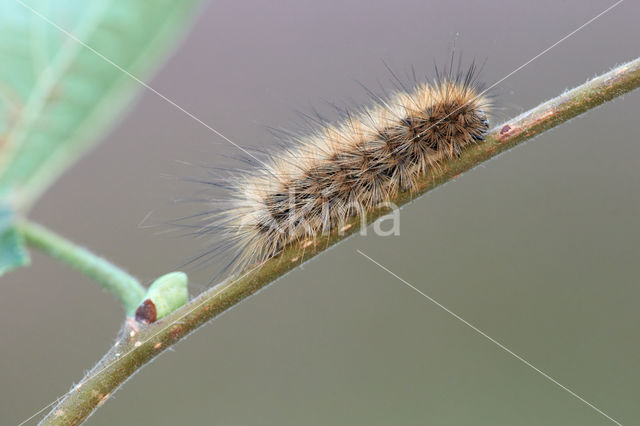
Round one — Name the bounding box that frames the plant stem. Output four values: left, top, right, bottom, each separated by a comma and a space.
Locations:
17, 220, 145, 315
40, 57, 640, 425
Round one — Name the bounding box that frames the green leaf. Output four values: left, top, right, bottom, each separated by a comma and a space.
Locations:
0, 207, 30, 275
0, 0, 201, 212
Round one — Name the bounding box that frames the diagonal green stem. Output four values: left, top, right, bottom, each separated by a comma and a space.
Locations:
40, 57, 640, 425
17, 220, 145, 315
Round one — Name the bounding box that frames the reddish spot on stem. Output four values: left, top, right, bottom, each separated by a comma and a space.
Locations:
171, 324, 183, 340
500, 125, 511, 135
135, 299, 157, 324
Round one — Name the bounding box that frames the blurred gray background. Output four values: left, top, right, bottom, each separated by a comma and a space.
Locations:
3, 0, 640, 424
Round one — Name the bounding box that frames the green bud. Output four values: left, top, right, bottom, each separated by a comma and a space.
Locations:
135, 272, 188, 323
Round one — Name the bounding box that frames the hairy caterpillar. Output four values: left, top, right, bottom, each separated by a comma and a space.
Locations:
193, 61, 491, 275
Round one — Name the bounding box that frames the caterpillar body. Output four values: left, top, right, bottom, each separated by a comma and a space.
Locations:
200, 63, 491, 275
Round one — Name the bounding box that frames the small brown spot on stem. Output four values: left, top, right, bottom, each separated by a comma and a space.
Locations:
500, 125, 511, 135
171, 324, 183, 340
